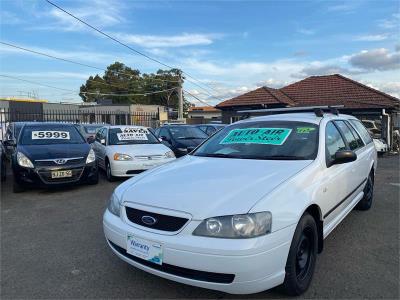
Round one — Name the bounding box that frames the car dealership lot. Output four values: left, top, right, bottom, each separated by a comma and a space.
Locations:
1, 156, 399, 299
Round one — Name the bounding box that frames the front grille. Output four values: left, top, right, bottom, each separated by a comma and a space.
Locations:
37, 167, 84, 184
126, 170, 145, 175
35, 157, 84, 167
109, 240, 235, 284
135, 155, 165, 160
125, 207, 188, 232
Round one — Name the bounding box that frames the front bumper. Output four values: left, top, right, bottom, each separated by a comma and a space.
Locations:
110, 158, 175, 177
103, 209, 294, 294
13, 161, 98, 187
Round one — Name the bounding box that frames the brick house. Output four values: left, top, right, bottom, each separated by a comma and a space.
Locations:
216, 74, 399, 147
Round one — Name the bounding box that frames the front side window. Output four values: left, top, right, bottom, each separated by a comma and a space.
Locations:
20, 125, 85, 145
335, 121, 360, 150
83, 125, 103, 134
192, 121, 319, 160
325, 122, 346, 164
108, 127, 159, 145
349, 120, 373, 144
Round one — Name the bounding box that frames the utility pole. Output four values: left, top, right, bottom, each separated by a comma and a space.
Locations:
177, 70, 183, 121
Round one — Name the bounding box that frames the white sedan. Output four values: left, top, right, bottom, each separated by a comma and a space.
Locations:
92, 125, 175, 181
103, 110, 376, 295
373, 138, 388, 155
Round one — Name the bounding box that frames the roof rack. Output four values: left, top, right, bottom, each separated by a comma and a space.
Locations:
237, 105, 344, 118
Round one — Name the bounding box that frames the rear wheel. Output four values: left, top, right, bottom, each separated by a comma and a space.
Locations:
355, 173, 374, 211
283, 213, 318, 296
106, 160, 115, 182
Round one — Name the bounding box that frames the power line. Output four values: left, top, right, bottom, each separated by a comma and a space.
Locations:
0, 41, 180, 83
44, 0, 224, 102
0, 74, 178, 97
183, 89, 213, 107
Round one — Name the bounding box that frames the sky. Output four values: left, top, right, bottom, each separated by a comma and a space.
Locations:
0, 0, 399, 106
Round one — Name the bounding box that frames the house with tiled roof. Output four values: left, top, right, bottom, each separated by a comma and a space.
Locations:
187, 106, 221, 123
216, 74, 399, 147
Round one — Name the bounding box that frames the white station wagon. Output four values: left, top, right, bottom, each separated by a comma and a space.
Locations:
103, 107, 377, 295
92, 125, 175, 181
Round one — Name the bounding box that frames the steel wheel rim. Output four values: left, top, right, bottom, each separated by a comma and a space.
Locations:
296, 227, 314, 281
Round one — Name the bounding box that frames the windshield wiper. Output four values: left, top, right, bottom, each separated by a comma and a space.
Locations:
177, 136, 202, 139
194, 153, 241, 159
260, 155, 307, 160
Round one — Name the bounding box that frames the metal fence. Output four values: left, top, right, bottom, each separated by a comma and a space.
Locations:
0, 108, 160, 139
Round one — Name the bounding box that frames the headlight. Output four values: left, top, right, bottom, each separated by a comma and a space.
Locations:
86, 149, 96, 164
17, 152, 34, 168
165, 151, 175, 158
114, 153, 132, 161
107, 192, 121, 216
193, 212, 272, 238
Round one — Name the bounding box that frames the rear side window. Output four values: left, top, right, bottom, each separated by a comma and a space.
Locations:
325, 122, 346, 164
335, 121, 361, 150
349, 120, 373, 144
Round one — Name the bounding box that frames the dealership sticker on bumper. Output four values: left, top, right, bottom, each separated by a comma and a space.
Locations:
126, 234, 163, 265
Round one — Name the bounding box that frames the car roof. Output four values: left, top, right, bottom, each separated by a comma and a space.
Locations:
239, 112, 357, 125
106, 125, 147, 129
21, 122, 76, 127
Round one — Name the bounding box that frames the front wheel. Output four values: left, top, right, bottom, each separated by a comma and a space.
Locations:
283, 213, 318, 296
106, 160, 115, 182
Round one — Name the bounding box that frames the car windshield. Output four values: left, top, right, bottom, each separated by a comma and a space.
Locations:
83, 125, 103, 134
20, 125, 85, 145
108, 127, 160, 145
169, 126, 208, 139
192, 121, 319, 160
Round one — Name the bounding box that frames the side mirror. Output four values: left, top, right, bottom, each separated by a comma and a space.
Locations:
100, 139, 106, 145
331, 150, 357, 166
87, 136, 95, 144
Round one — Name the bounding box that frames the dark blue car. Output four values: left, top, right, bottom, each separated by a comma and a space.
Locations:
11, 122, 98, 192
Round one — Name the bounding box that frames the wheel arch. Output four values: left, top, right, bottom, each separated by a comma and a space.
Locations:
304, 204, 324, 253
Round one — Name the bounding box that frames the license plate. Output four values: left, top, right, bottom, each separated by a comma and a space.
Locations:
51, 170, 72, 178
126, 234, 163, 265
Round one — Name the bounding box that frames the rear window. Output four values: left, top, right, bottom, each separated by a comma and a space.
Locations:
20, 125, 85, 145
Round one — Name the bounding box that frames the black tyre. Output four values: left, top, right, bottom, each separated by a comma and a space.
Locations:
13, 179, 25, 193
283, 212, 318, 296
355, 173, 374, 211
105, 160, 115, 182
87, 170, 99, 185
1, 160, 6, 182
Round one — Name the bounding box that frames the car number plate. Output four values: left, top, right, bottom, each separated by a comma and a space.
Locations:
126, 234, 163, 265
51, 170, 72, 178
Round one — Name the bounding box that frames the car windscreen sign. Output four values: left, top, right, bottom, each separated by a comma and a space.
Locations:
220, 128, 292, 145
32, 131, 70, 140
117, 127, 149, 141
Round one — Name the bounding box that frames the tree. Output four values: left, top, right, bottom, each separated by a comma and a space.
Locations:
79, 62, 190, 111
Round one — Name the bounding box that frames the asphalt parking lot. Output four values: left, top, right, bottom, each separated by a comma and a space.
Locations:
1, 156, 399, 299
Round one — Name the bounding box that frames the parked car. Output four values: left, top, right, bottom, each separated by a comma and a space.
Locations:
104, 109, 376, 295
0, 142, 6, 182
154, 125, 208, 157
92, 125, 175, 181
2, 122, 35, 160
362, 120, 381, 138
11, 122, 98, 192
373, 138, 388, 155
75, 123, 105, 142
195, 124, 226, 136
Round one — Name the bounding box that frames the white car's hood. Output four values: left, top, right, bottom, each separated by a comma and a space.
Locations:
119, 155, 312, 219
107, 143, 171, 156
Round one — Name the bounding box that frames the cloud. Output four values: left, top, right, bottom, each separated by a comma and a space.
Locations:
378, 13, 400, 29
297, 28, 315, 35
326, 1, 360, 12
0, 11, 23, 25
349, 48, 400, 71
113, 32, 218, 48
292, 64, 360, 78
354, 34, 389, 42
43, 0, 124, 31
361, 81, 400, 98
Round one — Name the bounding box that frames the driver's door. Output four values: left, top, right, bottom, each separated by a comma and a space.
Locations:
319, 122, 354, 227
